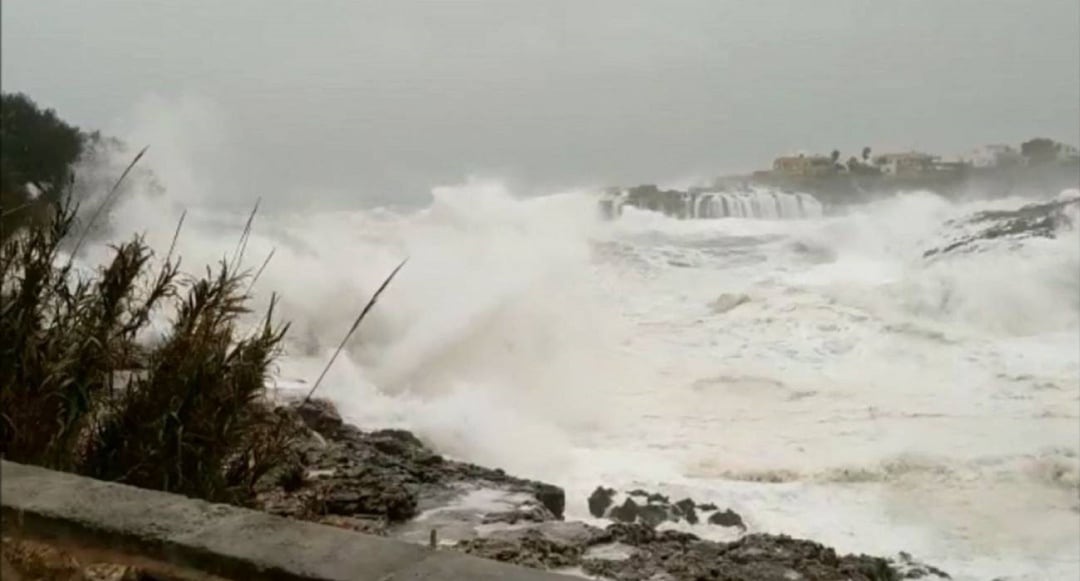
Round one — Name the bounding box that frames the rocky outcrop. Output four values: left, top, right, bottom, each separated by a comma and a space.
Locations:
601, 185, 823, 221
587, 487, 746, 531
254, 399, 565, 531
582, 525, 945, 581
459, 521, 948, 581
254, 399, 948, 581
456, 521, 608, 570
923, 193, 1079, 258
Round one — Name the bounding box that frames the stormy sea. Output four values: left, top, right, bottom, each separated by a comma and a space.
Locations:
86, 181, 1080, 580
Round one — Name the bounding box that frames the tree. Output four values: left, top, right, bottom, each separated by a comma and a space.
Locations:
862, 146, 871, 161
1, 92, 86, 203
1020, 138, 1060, 165
830, 149, 840, 163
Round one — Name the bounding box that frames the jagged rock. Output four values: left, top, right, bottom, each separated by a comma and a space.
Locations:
609, 497, 642, 524
923, 194, 1079, 258
587, 487, 743, 530
253, 399, 566, 527
482, 503, 557, 525
589, 486, 617, 517
534, 483, 566, 519
674, 499, 698, 525
293, 398, 343, 434
456, 519, 943, 581
582, 528, 908, 581
456, 522, 608, 570
257, 399, 947, 580
892, 552, 951, 579
707, 508, 747, 530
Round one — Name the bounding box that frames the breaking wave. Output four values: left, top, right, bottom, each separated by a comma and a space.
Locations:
80, 132, 1079, 580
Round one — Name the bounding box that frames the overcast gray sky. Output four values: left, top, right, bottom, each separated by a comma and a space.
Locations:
3, 0, 1078, 208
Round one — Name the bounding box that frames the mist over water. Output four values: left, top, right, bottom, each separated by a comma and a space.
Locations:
78, 132, 1080, 580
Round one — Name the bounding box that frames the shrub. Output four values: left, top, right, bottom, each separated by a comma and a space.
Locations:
0, 200, 299, 505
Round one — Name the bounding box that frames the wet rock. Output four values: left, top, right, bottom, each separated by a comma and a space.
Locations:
588, 487, 742, 530
589, 486, 617, 517
534, 483, 566, 519
482, 503, 557, 525
456, 522, 607, 570
707, 508, 747, 530
610, 497, 643, 523
923, 194, 1079, 258
254, 399, 566, 528
462, 519, 938, 581
582, 529, 909, 581
294, 398, 343, 434
892, 552, 951, 579
257, 399, 948, 581
674, 498, 698, 525
321, 473, 417, 521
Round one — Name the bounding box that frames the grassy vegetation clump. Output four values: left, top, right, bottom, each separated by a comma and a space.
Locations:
0, 199, 299, 505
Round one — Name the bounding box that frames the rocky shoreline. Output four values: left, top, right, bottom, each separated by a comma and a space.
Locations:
251, 398, 950, 581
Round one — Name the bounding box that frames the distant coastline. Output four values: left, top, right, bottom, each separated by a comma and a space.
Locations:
601, 138, 1080, 219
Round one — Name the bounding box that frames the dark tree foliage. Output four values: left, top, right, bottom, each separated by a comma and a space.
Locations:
1, 93, 89, 242
1, 93, 86, 200
1020, 138, 1061, 165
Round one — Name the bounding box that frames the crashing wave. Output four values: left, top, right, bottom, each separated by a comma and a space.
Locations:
600, 186, 823, 220
923, 190, 1079, 258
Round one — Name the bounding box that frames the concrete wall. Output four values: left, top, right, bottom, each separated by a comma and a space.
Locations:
0, 460, 572, 581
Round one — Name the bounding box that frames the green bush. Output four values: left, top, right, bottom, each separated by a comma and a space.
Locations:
0, 200, 299, 505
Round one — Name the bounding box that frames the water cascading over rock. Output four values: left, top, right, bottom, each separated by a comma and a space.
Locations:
600, 186, 823, 220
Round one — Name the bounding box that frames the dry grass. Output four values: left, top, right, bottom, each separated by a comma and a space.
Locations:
0, 198, 299, 504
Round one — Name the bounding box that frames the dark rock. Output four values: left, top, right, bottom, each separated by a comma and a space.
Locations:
293, 398, 343, 435
707, 509, 746, 530
260, 401, 950, 580
482, 503, 556, 525
923, 195, 1079, 258
636, 504, 670, 528
459, 519, 940, 581
609, 498, 642, 523
646, 492, 670, 504
534, 483, 566, 519
588, 486, 617, 518
321, 476, 417, 522
456, 522, 606, 570
673, 498, 698, 525
588, 486, 738, 530
255, 400, 566, 527
583, 530, 915, 581
892, 551, 951, 579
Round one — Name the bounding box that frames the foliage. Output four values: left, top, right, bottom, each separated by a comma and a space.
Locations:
1, 93, 87, 242
0, 93, 86, 201
0, 200, 299, 504
1020, 137, 1062, 165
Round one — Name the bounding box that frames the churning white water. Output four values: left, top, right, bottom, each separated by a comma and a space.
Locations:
89, 179, 1079, 581
603, 187, 823, 220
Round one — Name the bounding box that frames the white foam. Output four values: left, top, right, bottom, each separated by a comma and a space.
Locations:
80, 131, 1079, 580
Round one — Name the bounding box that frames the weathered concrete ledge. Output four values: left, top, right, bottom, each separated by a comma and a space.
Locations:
0, 460, 573, 580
